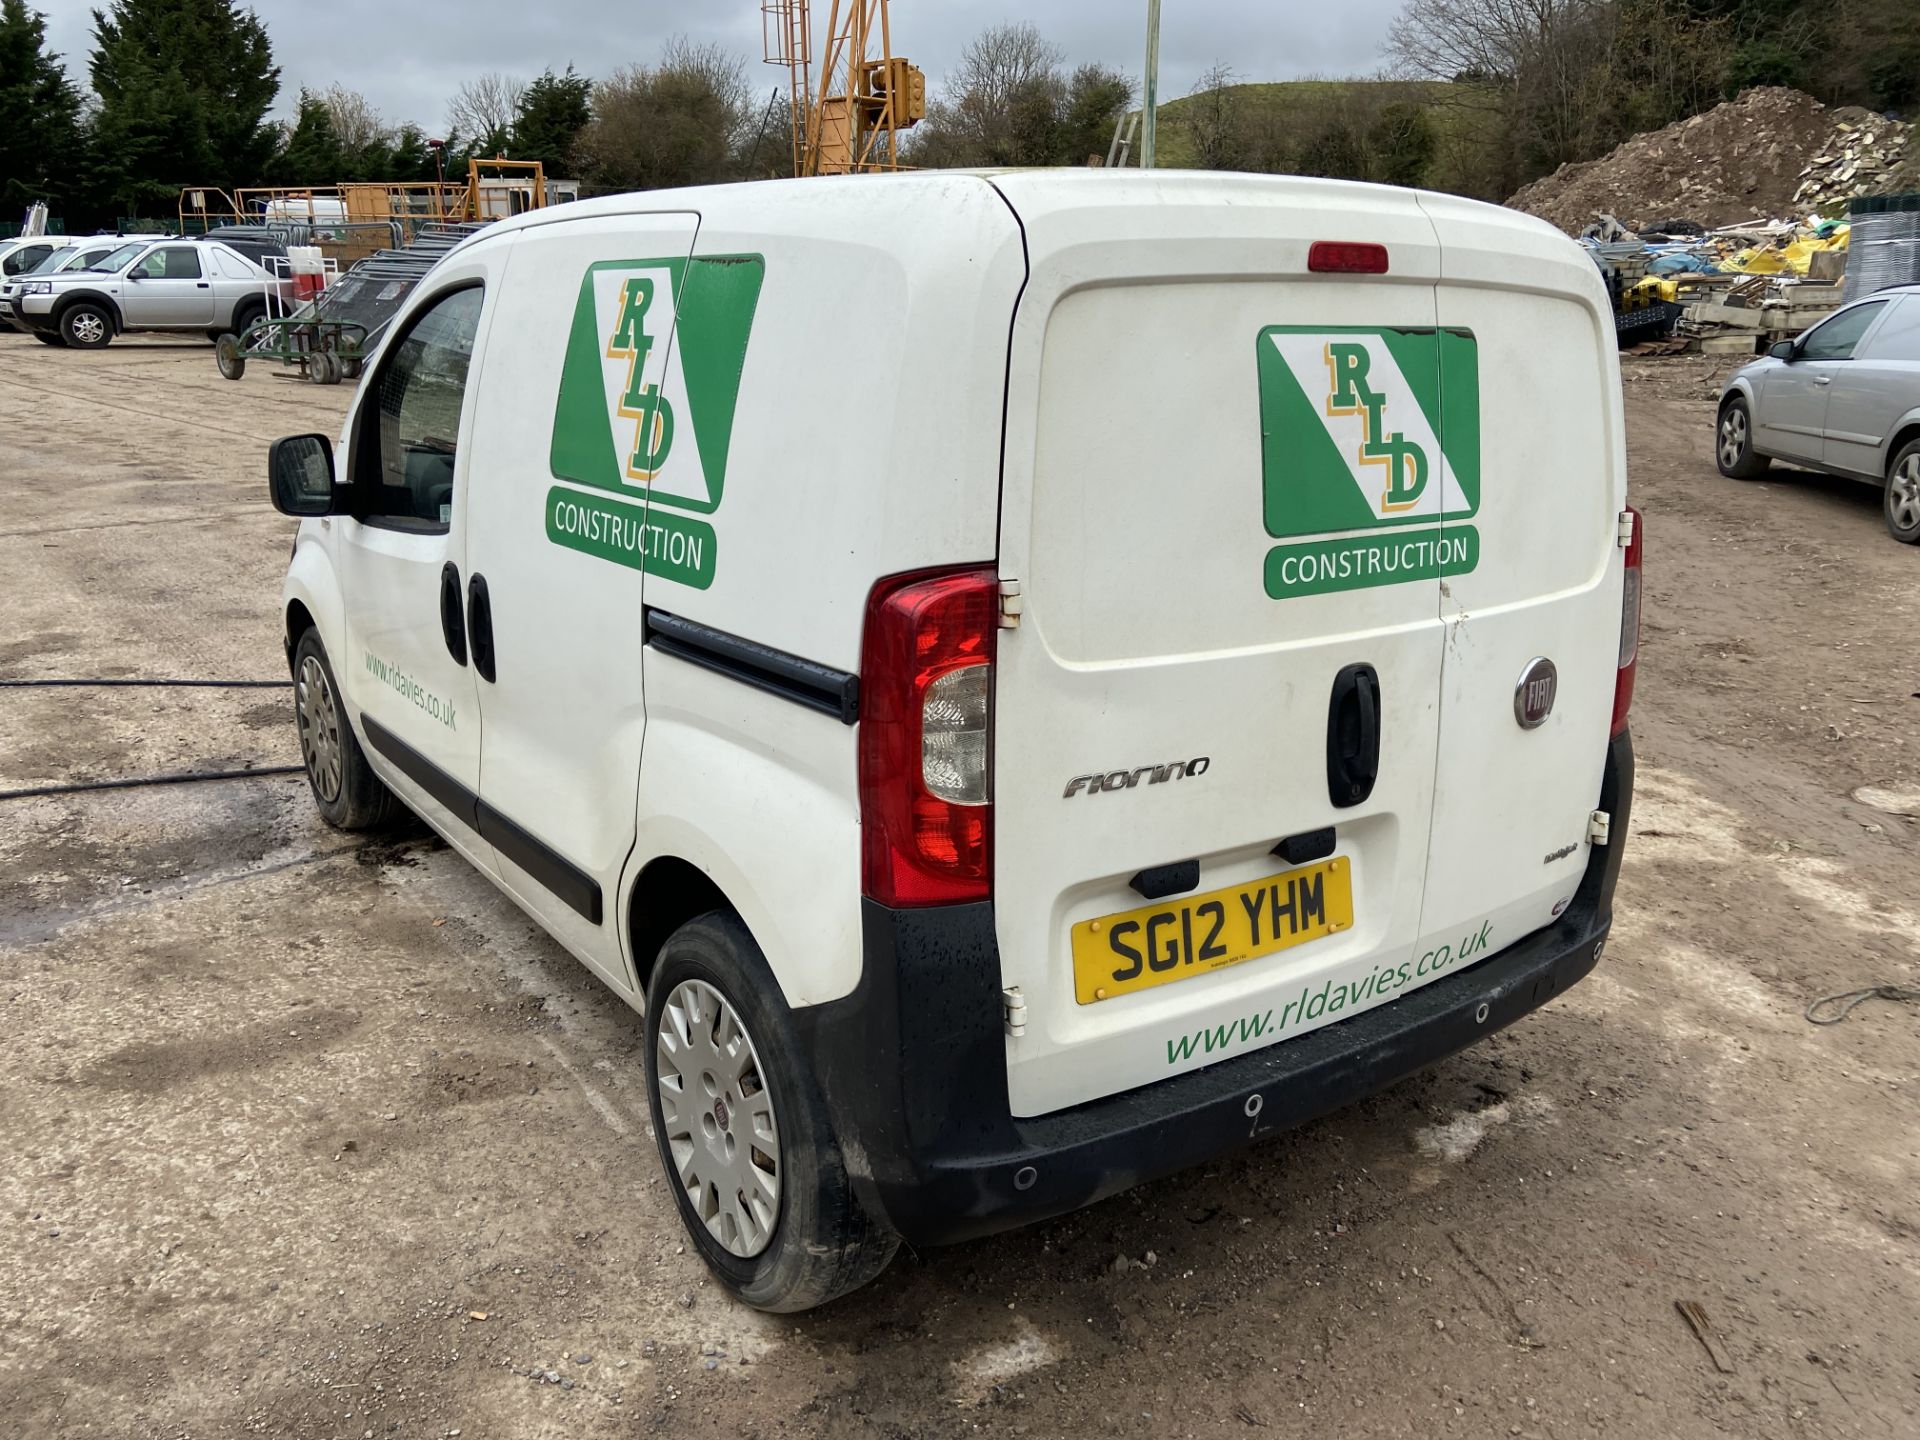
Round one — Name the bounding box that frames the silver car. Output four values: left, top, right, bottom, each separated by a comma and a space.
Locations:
1716, 284, 1920, 543
7, 238, 279, 350
0, 237, 165, 337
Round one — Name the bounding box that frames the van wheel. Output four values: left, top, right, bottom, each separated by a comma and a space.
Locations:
1886, 440, 1920, 545
292, 630, 396, 830
60, 303, 113, 349
1716, 396, 1768, 479
644, 911, 899, 1312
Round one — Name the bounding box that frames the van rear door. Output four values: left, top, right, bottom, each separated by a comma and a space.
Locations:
988, 174, 1465, 1118
1411, 195, 1628, 966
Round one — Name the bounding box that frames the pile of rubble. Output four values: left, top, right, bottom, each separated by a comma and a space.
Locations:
1794, 115, 1910, 209
1507, 87, 1909, 235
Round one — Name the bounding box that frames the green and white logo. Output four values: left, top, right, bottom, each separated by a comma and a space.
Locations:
1257, 326, 1481, 599
546, 254, 764, 590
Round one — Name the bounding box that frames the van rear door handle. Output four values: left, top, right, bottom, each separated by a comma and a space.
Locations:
1326, 662, 1380, 808
439, 561, 468, 666
467, 572, 496, 683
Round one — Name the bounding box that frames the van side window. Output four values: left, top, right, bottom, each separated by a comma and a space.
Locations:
5, 244, 53, 275
1797, 301, 1885, 361
359, 286, 485, 532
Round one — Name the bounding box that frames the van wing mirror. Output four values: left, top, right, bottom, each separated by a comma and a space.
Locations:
1769, 339, 1797, 361
268, 433, 342, 517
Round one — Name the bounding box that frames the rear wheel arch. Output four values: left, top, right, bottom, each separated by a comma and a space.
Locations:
628, 855, 732, 999
1886, 419, 1920, 472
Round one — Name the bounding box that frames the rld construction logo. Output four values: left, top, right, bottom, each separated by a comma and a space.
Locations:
546, 254, 764, 590
1257, 326, 1481, 599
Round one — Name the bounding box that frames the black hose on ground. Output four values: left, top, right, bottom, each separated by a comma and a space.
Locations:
0, 678, 290, 688
0, 766, 304, 802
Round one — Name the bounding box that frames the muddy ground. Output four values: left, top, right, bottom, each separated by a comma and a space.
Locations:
1, 336, 1916, 1439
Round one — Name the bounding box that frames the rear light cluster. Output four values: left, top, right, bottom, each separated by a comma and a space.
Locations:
1612, 506, 1643, 736
858, 566, 997, 907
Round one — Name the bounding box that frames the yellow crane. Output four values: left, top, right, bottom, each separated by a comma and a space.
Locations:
762, 0, 926, 176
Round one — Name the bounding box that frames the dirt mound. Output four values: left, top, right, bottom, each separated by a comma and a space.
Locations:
1506, 87, 1909, 234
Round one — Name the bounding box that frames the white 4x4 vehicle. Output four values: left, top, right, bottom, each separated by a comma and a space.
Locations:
270, 171, 1640, 1312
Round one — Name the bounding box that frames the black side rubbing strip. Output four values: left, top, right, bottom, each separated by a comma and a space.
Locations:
362, 714, 477, 831
477, 800, 603, 926
645, 609, 859, 724
358, 713, 602, 925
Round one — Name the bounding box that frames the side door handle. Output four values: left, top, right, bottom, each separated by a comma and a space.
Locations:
467, 573, 496, 684
1813, 375, 1831, 386
1326, 663, 1381, 808
439, 561, 468, 666
196, 282, 210, 288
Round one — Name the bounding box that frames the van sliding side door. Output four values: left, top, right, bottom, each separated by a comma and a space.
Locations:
459, 213, 703, 995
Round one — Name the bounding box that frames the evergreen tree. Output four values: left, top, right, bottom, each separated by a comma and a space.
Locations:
0, 0, 86, 216
90, 0, 279, 210
274, 89, 345, 184
512, 66, 592, 176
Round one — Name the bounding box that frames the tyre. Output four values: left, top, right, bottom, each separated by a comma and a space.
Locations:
644, 911, 899, 1312
340, 356, 364, 381
33, 332, 64, 347
1716, 395, 1768, 479
59, 303, 113, 349
292, 629, 396, 831
1886, 439, 1920, 545
229, 301, 265, 338
214, 332, 246, 381
307, 350, 338, 386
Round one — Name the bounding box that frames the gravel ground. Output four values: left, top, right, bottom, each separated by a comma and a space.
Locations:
1, 335, 1916, 1439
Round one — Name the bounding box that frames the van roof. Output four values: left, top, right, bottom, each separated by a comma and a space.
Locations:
445, 168, 1567, 258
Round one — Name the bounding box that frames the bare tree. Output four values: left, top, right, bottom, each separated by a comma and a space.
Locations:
575, 38, 751, 192
1186, 61, 1244, 170
949, 22, 1066, 164
447, 72, 528, 145
320, 85, 389, 156
1384, 0, 1613, 175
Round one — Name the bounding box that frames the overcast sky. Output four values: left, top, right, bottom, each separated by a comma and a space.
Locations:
37, 0, 1405, 139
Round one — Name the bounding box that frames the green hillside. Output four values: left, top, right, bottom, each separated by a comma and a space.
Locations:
1140, 78, 1513, 200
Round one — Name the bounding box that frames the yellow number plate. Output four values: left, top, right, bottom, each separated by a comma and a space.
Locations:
1071, 857, 1352, 1005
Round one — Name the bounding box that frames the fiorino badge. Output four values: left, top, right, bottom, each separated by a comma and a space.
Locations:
1256, 326, 1481, 598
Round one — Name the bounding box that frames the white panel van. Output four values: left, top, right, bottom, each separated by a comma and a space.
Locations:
270, 171, 1640, 1312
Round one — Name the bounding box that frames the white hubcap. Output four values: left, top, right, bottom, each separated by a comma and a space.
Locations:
71, 313, 105, 344
295, 655, 343, 803
656, 979, 781, 1258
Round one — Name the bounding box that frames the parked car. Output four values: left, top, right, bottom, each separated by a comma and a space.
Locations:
5, 237, 278, 349
0, 236, 169, 338
1716, 284, 1920, 542
266, 171, 1639, 1311
0, 233, 81, 279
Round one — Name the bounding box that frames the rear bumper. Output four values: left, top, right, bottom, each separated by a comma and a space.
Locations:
797, 730, 1633, 1248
